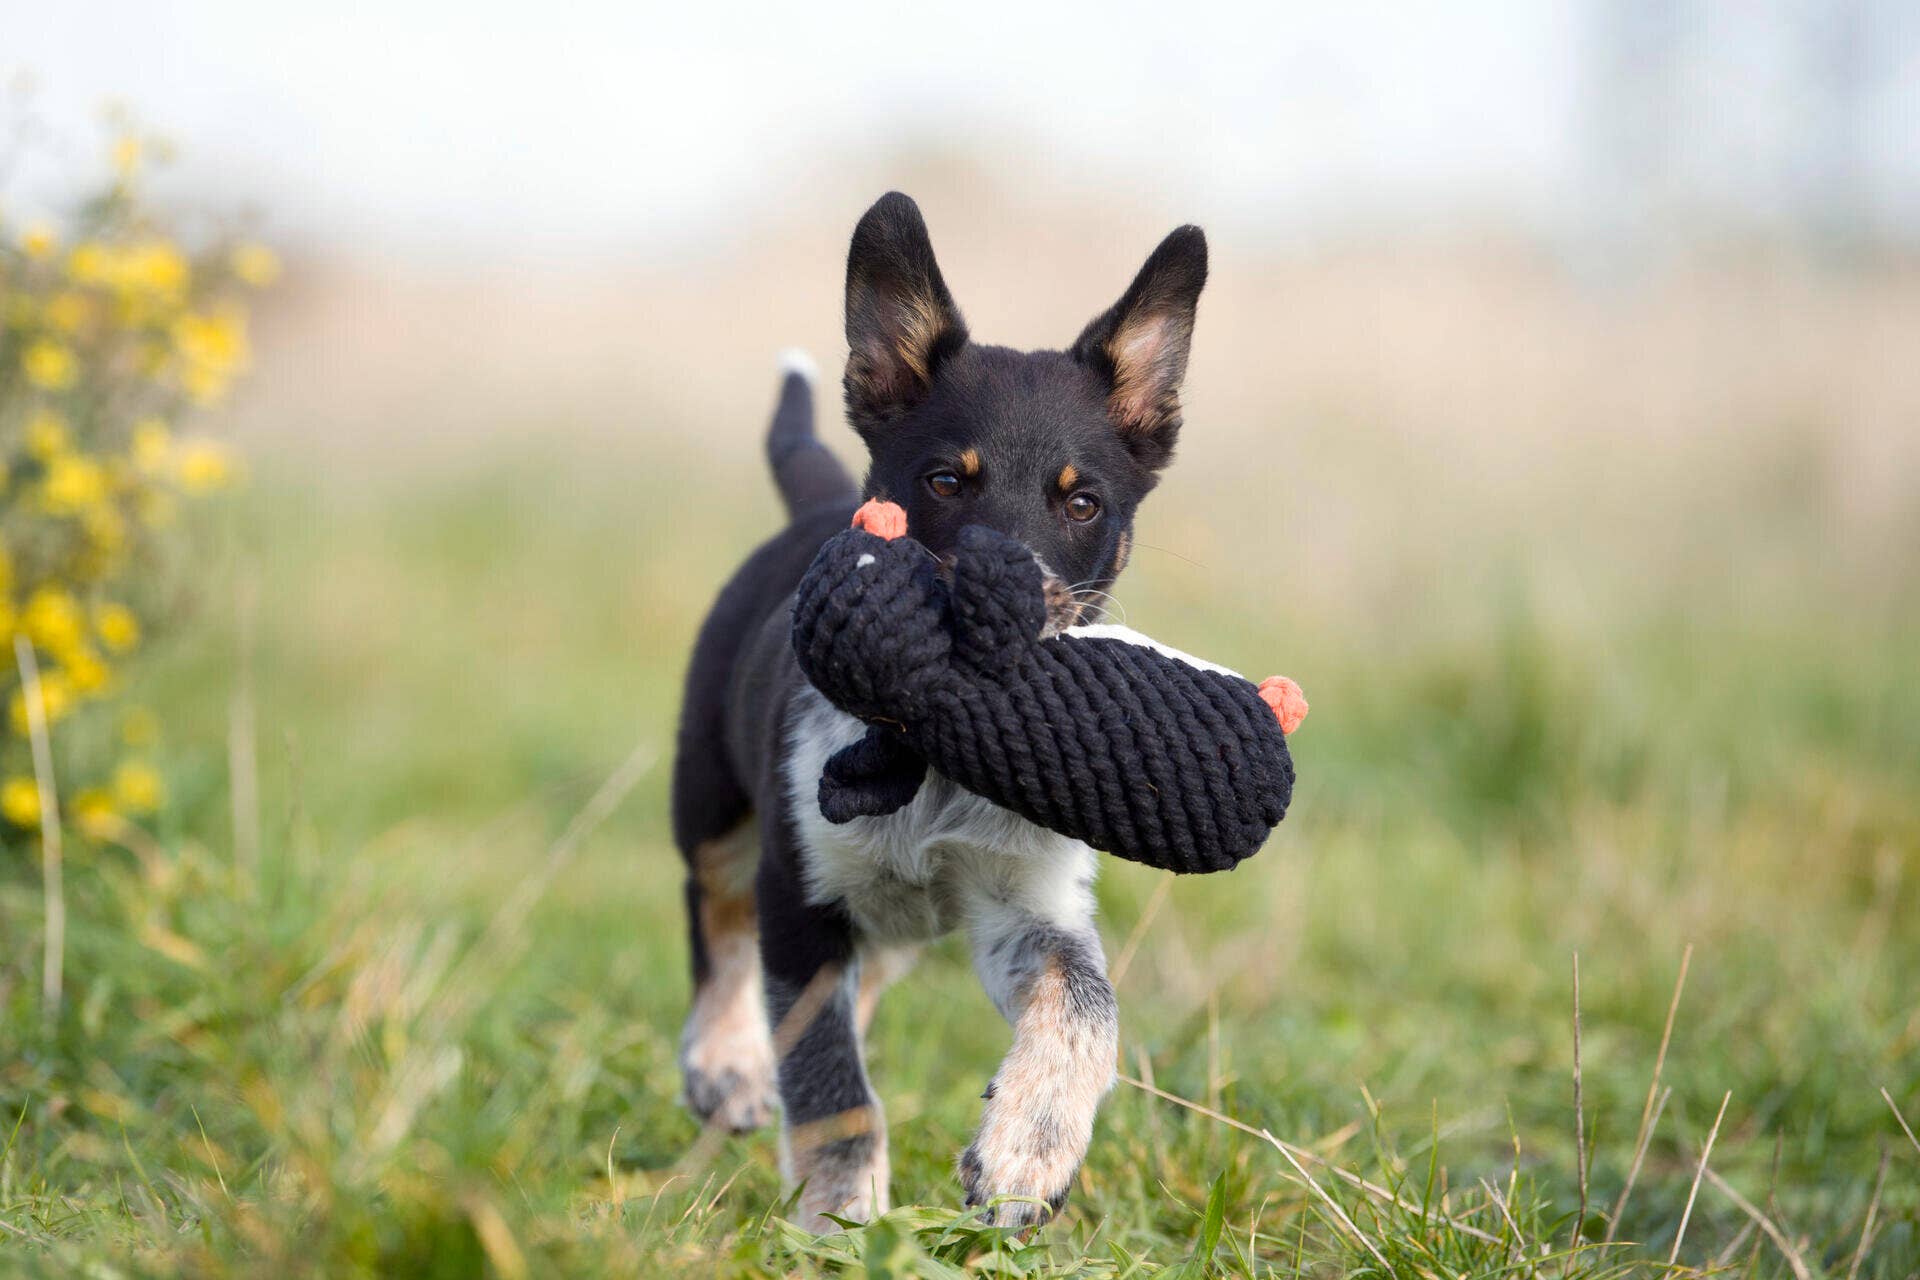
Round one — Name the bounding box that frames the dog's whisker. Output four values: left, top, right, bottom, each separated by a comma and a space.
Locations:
1069, 588, 1126, 626
1129, 541, 1206, 570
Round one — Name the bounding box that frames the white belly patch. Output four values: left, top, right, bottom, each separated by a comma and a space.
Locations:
783, 685, 1098, 944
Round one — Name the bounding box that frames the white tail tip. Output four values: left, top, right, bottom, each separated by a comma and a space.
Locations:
777, 347, 818, 383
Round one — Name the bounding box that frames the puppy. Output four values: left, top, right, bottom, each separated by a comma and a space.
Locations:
670, 192, 1207, 1230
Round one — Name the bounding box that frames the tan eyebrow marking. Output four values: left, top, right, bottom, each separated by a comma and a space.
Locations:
1057, 464, 1079, 492
959, 448, 982, 477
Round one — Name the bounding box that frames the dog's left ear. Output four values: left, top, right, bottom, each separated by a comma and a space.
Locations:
1071, 226, 1208, 470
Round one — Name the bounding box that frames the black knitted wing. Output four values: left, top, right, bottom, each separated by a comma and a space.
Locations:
792, 524, 1295, 873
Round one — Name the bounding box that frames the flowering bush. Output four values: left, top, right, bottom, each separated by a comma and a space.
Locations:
0, 128, 271, 845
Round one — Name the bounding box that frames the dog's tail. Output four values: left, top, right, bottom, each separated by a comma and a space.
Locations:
766, 349, 858, 520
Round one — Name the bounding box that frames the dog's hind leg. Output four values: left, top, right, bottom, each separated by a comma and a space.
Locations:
677, 820, 778, 1132
959, 902, 1118, 1227
758, 806, 889, 1232
671, 528, 779, 1132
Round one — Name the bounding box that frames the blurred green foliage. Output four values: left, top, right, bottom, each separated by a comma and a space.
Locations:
0, 441, 1915, 1276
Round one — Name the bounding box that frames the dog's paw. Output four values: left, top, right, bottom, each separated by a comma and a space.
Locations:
957, 1106, 1079, 1229
681, 1060, 776, 1132
819, 728, 927, 822
680, 1018, 777, 1133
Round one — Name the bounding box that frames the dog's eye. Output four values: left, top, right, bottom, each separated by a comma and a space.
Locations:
1065, 492, 1101, 523
927, 471, 962, 498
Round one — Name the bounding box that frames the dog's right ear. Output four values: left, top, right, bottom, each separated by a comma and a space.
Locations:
844, 193, 968, 436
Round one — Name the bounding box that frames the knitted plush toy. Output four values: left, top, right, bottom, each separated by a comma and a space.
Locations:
790, 500, 1307, 875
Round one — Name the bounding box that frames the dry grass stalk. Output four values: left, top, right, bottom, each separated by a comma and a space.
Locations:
1608, 1086, 1670, 1245
15, 635, 64, 1027
1704, 1167, 1811, 1280
1844, 1146, 1889, 1280
1883, 1086, 1920, 1159
1109, 870, 1174, 986
1606, 943, 1691, 1244
1570, 951, 1588, 1257
1710, 1219, 1756, 1268
1117, 1070, 1502, 1245
1668, 1090, 1730, 1266
463, 1193, 529, 1280
1478, 1177, 1526, 1257
1267, 1127, 1389, 1269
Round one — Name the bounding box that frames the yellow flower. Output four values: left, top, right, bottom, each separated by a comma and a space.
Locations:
71, 787, 117, 834
22, 338, 79, 390
44, 290, 92, 333
66, 242, 110, 285
131, 417, 172, 471
125, 240, 188, 297
176, 438, 237, 493
113, 135, 142, 178
81, 503, 127, 559
22, 587, 86, 654
173, 309, 246, 372
112, 760, 164, 813
120, 705, 160, 748
172, 307, 248, 406
26, 410, 69, 459
0, 541, 11, 595
0, 599, 14, 642
231, 242, 281, 287
183, 364, 231, 405
61, 646, 111, 695
20, 222, 58, 262
2, 777, 40, 827
9, 672, 73, 734
96, 603, 141, 654
41, 453, 108, 514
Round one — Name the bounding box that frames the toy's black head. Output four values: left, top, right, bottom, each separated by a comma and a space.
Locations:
842, 192, 1207, 628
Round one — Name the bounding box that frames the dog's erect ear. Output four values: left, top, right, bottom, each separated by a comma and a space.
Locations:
844, 192, 968, 435
1071, 226, 1208, 470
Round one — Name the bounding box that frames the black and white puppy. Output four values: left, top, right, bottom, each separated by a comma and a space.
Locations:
669, 192, 1208, 1230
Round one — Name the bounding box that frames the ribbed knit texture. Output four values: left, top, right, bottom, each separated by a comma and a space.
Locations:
792, 525, 1295, 874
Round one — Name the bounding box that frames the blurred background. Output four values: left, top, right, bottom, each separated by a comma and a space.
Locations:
4, 1, 1918, 1272
12, 1, 1920, 620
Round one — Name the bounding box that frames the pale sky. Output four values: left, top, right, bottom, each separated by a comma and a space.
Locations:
7, 0, 1917, 258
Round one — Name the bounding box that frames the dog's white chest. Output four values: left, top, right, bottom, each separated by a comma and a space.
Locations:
783, 686, 1097, 944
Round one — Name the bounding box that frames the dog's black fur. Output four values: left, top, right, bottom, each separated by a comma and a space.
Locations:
670, 192, 1207, 1228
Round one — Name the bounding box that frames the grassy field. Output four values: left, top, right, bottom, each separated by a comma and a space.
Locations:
2, 374, 1918, 1276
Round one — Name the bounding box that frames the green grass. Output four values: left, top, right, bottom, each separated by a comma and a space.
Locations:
2, 440, 1917, 1277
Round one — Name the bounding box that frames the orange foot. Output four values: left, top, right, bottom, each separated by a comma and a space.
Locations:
1257, 676, 1309, 735
851, 499, 908, 540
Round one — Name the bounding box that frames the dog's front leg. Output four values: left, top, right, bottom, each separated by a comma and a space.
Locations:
757, 836, 889, 1232
961, 915, 1118, 1227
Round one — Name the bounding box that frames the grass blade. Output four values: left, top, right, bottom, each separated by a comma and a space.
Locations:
1668, 1090, 1730, 1266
